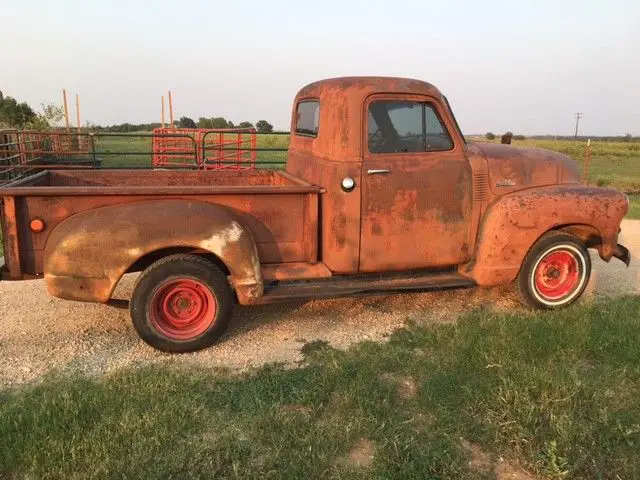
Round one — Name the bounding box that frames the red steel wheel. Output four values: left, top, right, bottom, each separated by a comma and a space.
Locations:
518, 232, 591, 310
533, 250, 581, 301
150, 279, 217, 340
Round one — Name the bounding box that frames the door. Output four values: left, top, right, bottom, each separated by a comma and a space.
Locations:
359, 95, 472, 272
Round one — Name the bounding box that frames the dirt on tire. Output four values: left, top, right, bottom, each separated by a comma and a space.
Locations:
1, 219, 639, 388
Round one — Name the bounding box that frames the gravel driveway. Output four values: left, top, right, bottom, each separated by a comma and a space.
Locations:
2, 220, 639, 388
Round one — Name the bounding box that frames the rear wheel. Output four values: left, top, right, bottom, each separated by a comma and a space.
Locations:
518, 232, 591, 309
130, 254, 233, 353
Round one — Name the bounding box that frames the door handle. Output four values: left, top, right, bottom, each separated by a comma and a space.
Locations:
367, 169, 391, 175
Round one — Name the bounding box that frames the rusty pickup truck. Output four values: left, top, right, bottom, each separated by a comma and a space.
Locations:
0, 77, 630, 352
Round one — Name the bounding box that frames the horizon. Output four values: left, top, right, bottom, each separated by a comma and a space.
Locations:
1, 0, 638, 136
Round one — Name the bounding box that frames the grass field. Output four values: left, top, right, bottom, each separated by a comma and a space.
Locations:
1, 297, 639, 479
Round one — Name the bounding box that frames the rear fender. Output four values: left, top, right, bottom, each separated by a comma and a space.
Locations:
464, 185, 629, 286
44, 199, 263, 304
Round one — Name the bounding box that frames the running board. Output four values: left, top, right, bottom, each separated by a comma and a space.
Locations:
257, 269, 476, 304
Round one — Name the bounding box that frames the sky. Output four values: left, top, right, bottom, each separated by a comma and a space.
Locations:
1, 0, 639, 135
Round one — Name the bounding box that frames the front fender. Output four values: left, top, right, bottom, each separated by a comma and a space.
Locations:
465, 185, 629, 286
44, 199, 263, 304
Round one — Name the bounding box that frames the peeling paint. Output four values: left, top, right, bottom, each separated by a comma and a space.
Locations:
199, 221, 244, 254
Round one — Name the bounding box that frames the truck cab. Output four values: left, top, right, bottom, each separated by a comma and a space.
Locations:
287, 77, 628, 284
287, 77, 474, 274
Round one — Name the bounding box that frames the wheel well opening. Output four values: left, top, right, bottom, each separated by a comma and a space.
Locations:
553, 224, 602, 248
125, 247, 231, 276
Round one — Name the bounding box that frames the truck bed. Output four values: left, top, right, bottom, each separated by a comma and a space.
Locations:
0, 169, 313, 192
0, 169, 321, 279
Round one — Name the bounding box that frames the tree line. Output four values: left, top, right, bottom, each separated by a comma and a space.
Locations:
177, 117, 273, 133
485, 132, 637, 142
93, 117, 275, 133
65, 117, 275, 133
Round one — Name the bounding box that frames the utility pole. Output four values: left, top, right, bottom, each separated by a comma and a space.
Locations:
574, 112, 582, 140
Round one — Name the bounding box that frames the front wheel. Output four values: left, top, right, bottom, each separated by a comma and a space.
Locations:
517, 232, 591, 310
130, 254, 234, 353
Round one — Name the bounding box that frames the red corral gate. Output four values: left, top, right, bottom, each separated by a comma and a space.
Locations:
152, 128, 257, 170
0, 129, 93, 184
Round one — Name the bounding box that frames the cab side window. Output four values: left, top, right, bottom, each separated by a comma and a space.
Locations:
295, 100, 320, 137
368, 100, 453, 154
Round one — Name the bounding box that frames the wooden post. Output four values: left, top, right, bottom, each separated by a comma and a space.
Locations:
75, 93, 81, 131
2, 196, 22, 278
161, 95, 165, 128
62, 89, 70, 131
168, 90, 174, 128
583, 139, 591, 185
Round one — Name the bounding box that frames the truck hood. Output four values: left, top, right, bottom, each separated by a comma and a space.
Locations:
472, 142, 581, 196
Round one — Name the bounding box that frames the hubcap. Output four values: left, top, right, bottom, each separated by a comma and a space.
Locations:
150, 279, 217, 340
533, 250, 581, 301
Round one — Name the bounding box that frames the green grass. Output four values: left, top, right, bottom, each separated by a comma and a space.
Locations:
2, 297, 640, 479
627, 194, 640, 220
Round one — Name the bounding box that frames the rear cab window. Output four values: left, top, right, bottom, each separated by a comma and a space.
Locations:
295, 100, 319, 137
367, 100, 453, 154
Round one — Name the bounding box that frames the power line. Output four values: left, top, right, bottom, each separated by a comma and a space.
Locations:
574, 112, 582, 140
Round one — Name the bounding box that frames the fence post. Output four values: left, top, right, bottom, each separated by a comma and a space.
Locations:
90, 134, 98, 168
199, 131, 207, 169
17, 131, 27, 165
583, 139, 591, 185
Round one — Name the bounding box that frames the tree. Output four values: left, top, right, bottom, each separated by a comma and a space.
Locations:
39, 103, 64, 128
198, 116, 232, 129
0, 94, 37, 128
178, 116, 197, 128
197, 117, 212, 129
210, 117, 230, 128
485, 132, 495, 140
256, 120, 273, 133
501, 131, 513, 144
238, 121, 254, 129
